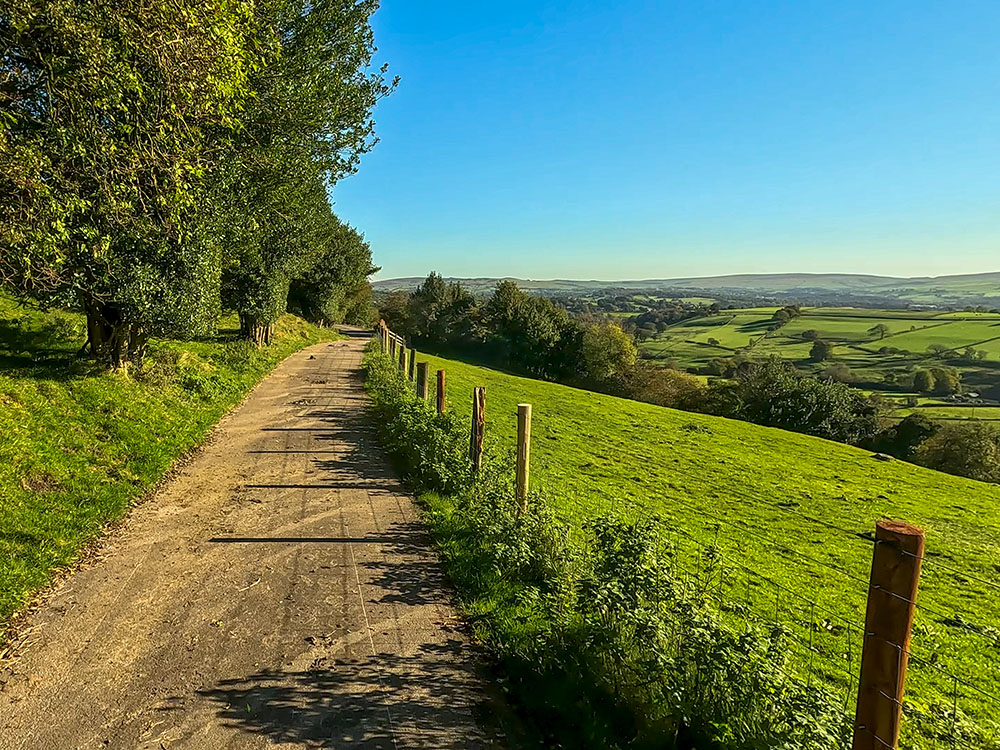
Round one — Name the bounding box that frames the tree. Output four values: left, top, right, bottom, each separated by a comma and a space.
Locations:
868, 323, 890, 340
809, 339, 833, 362
706, 337, 721, 347
912, 369, 936, 394
801, 329, 820, 341
710, 358, 879, 445
582, 323, 637, 382
288, 220, 378, 326
211, 0, 395, 343
1, 0, 261, 367
916, 423, 1000, 484
928, 367, 961, 396
875, 413, 938, 460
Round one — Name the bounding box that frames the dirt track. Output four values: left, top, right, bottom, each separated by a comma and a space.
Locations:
0, 330, 499, 749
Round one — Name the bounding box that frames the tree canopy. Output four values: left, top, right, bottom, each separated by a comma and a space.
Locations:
1, 0, 391, 364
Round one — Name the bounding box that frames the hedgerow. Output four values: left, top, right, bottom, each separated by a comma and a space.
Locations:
363, 344, 853, 749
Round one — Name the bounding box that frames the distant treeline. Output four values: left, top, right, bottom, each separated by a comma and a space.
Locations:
383, 274, 1000, 485
1, 0, 389, 367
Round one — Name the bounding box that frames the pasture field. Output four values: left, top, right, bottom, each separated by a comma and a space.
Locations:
640, 306, 1000, 412
419, 351, 1000, 747
0, 297, 338, 639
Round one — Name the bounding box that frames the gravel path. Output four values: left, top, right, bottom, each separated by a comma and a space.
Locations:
0, 329, 500, 749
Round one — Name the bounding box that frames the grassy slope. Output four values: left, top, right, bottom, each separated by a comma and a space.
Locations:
420, 351, 1000, 740
0, 298, 338, 639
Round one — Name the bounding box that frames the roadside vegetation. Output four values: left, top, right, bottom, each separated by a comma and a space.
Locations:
0, 297, 338, 639
365, 346, 1000, 748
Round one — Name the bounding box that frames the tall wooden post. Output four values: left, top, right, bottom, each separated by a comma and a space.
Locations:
398, 343, 407, 373
470, 387, 485, 472
408, 348, 417, 381
853, 520, 924, 750
416, 362, 429, 399
516, 403, 532, 512
389, 336, 397, 358
436, 369, 446, 414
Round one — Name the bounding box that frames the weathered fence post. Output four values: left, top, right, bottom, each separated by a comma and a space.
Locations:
408, 348, 417, 381
852, 520, 924, 750
389, 336, 397, 358
470, 387, 485, 472
516, 403, 532, 512
436, 369, 446, 414
398, 343, 407, 373
416, 362, 429, 399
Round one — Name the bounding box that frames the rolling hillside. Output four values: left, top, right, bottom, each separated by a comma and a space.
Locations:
416, 350, 1000, 745
374, 271, 1000, 305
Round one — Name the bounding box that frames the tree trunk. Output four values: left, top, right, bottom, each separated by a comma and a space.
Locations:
83, 301, 144, 371
239, 314, 272, 346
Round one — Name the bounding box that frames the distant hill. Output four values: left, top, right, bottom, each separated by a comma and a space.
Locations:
373, 271, 1000, 305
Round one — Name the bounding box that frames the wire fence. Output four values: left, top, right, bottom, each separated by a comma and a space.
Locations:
374, 324, 1000, 749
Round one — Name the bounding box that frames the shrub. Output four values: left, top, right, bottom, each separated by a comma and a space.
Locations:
710, 358, 879, 445
915, 422, 1000, 484
614, 361, 709, 410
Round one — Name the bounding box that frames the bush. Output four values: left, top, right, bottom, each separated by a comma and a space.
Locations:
613, 361, 709, 410
710, 358, 879, 445
915, 422, 1000, 484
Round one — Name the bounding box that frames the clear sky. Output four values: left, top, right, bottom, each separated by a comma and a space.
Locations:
331, 1, 1000, 281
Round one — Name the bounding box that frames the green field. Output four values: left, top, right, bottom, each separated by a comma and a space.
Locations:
419, 351, 1000, 746
640, 307, 1000, 417
0, 298, 337, 638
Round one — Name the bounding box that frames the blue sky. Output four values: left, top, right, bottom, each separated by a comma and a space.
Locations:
332, 1, 1000, 281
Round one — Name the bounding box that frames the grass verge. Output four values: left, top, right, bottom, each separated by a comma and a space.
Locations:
0, 297, 338, 640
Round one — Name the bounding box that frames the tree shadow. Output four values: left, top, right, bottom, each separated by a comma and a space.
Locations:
190, 641, 501, 748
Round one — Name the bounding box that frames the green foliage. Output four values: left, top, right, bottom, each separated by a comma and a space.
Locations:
364, 353, 854, 748
582, 322, 638, 381
1, 0, 261, 362
711, 358, 880, 444
916, 422, 1000, 484
809, 339, 834, 362
0, 297, 338, 638
211, 0, 394, 342
288, 220, 377, 326
363, 348, 471, 494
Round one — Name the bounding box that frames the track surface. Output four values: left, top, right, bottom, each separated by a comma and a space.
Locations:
0, 330, 497, 749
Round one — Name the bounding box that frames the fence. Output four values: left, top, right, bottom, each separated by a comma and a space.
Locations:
373, 321, 1000, 749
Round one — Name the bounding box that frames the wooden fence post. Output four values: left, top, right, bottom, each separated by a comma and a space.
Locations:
470, 387, 485, 472
416, 362, 429, 399
852, 520, 924, 750
516, 403, 532, 512
408, 348, 416, 381
398, 343, 407, 373
389, 336, 397, 358
436, 369, 446, 414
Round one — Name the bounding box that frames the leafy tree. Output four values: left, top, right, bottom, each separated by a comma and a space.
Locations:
211, 0, 395, 343
868, 323, 890, 339
288, 219, 378, 326
809, 339, 833, 362
710, 358, 879, 444
873, 413, 939, 460
706, 337, 721, 346
916, 423, 1000, 484
801, 329, 820, 341
582, 323, 637, 382
1, 0, 261, 367
912, 368, 936, 393
928, 367, 961, 395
